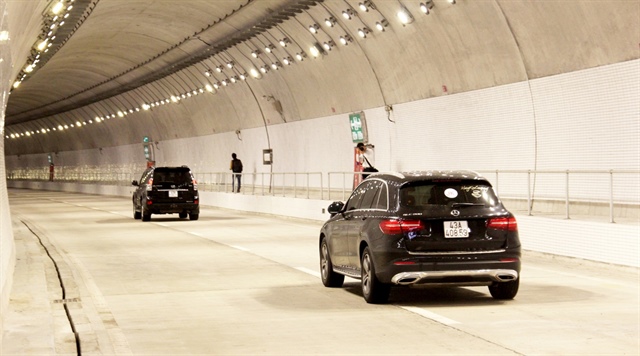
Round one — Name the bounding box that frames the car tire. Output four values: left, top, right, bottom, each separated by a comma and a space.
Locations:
189, 213, 199, 221
488, 279, 519, 300
320, 237, 344, 287
179, 212, 187, 219
133, 207, 141, 220
361, 246, 390, 304
142, 209, 151, 222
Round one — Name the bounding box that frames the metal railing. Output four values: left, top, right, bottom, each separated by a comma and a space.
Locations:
6, 167, 639, 223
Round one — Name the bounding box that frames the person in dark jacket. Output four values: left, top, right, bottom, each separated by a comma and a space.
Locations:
230, 153, 243, 192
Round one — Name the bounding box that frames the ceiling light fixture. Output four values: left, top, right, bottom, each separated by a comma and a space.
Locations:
283, 56, 293, 65
226, 61, 234, 69
339, 35, 352, 45
375, 19, 389, 31
358, 28, 371, 38
251, 50, 261, 58
342, 9, 355, 20
324, 17, 337, 27
309, 23, 320, 34
420, 1, 434, 14
322, 41, 335, 51
397, 7, 414, 25
279, 38, 290, 47
295, 52, 306, 61
265, 44, 275, 53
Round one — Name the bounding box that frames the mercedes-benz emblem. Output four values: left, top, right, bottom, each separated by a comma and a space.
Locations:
450, 209, 460, 216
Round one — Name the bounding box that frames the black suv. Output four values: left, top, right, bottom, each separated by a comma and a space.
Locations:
319, 171, 521, 304
132, 166, 200, 221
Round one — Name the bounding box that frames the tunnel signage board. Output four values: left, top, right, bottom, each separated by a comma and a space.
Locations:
349, 112, 367, 143
142, 136, 153, 161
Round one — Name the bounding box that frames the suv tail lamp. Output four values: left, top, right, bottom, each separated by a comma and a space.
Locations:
193, 179, 198, 190
379, 219, 424, 235
146, 178, 153, 191
487, 217, 518, 231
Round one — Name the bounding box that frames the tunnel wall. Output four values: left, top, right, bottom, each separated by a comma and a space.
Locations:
6, 59, 640, 203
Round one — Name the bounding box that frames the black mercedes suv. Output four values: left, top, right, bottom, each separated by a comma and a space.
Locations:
319, 171, 521, 304
132, 166, 200, 221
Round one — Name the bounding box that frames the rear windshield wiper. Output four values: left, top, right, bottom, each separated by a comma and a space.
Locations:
451, 202, 485, 208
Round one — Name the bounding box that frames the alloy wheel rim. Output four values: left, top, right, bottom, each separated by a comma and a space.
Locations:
362, 254, 371, 294
321, 243, 328, 279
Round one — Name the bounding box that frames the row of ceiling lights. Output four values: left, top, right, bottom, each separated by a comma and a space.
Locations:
12, 0, 76, 89
199, 0, 455, 86
6, 0, 457, 140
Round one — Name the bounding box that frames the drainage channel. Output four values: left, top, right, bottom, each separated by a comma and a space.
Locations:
22, 220, 82, 356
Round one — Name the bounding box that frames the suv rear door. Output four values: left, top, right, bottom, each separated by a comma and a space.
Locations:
148, 167, 197, 203
399, 181, 514, 254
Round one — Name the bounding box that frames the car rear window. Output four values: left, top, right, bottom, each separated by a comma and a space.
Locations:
400, 181, 500, 208
153, 168, 192, 184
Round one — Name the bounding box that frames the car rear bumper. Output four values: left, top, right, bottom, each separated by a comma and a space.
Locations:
391, 269, 518, 285
146, 203, 199, 214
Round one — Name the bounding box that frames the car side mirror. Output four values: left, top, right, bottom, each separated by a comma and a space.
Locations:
327, 201, 345, 216
132, 180, 139, 186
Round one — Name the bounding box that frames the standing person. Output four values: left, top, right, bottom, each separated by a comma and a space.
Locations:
230, 153, 243, 193
356, 142, 377, 179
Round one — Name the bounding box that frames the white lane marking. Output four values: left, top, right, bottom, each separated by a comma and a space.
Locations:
189, 232, 204, 237
400, 306, 461, 325
296, 267, 321, 278
156, 223, 169, 227
230, 245, 250, 252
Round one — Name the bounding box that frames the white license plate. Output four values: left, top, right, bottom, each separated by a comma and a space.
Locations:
168, 190, 178, 198
444, 221, 469, 238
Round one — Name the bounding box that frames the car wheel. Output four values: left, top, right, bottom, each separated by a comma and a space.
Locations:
142, 210, 151, 222
361, 246, 390, 304
189, 213, 199, 221
179, 212, 187, 219
133, 206, 141, 220
488, 279, 519, 300
320, 237, 344, 287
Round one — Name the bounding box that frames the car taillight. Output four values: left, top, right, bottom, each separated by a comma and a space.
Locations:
487, 217, 518, 231
146, 178, 153, 191
193, 179, 198, 190
379, 219, 424, 235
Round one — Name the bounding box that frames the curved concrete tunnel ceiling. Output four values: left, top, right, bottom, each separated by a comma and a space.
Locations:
4, 0, 639, 156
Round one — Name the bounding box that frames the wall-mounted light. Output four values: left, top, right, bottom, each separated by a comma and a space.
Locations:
420, 1, 434, 14
324, 17, 337, 27
375, 19, 389, 31
397, 7, 414, 25
342, 9, 355, 20
358, 28, 371, 38
309, 23, 320, 34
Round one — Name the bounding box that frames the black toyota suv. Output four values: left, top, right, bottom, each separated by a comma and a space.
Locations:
319, 170, 521, 304
132, 166, 200, 221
